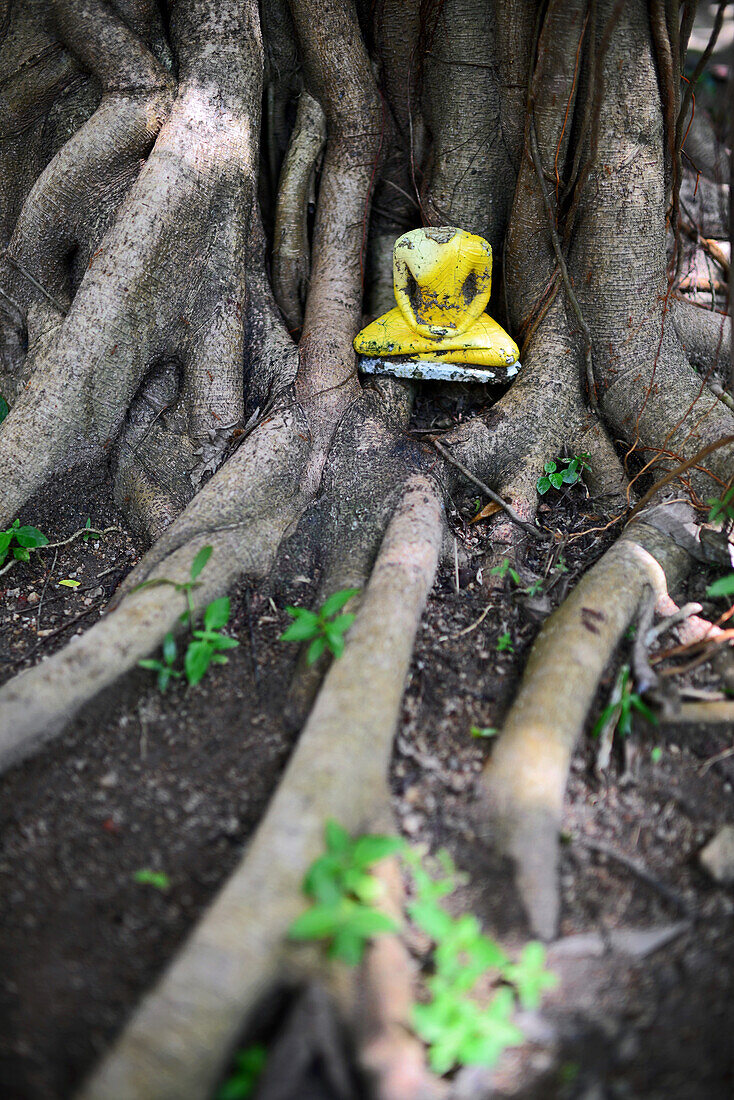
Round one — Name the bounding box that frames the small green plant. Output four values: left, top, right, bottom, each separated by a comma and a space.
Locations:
281, 588, 359, 664
293, 826, 557, 1075
470, 725, 499, 739
216, 1045, 267, 1100
138, 631, 182, 692
404, 848, 557, 1074
0, 518, 48, 568
490, 558, 521, 586
496, 632, 514, 653
707, 484, 734, 530
133, 869, 171, 891
0, 393, 8, 424
591, 664, 657, 739
537, 453, 590, 495
137, 546, 239, 690
650, 746, 663, 764
288, 819, 403, 964
707, 573, 734, 599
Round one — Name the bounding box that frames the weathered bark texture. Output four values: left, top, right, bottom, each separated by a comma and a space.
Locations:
0, 0, 732, 1091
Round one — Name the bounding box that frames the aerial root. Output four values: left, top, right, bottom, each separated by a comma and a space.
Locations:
477, 503, 694, 940
272, 90, 326, 332
77, 474, 443, 1100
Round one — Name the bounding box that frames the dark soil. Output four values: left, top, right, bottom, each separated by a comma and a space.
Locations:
1, 465, 733, 1100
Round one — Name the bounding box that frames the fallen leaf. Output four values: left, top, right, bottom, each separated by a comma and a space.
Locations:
470, 501, 503, 524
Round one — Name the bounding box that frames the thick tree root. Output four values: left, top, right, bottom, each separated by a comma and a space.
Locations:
76, 475, 443, 1100
478, 503, 693, 941
0, 409, 311, 773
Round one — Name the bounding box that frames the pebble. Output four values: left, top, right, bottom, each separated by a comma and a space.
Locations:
99, 771, 118, 788
26, 591, 39, 605
699, 825, 734, 884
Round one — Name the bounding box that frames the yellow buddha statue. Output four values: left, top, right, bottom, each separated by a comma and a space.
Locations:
355, 227, 520, 382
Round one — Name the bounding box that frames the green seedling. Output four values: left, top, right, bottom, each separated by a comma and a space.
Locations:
496, 632, 514, 653
490, 558, 521, 586
295, 826, 557, 1075
133, 869, 171, 891
216, 1045, 267, 1100
537, 453, 590, 495
137, 547, 239, 690
707, 573, 734, 599
281, 588, 359, 664
0, 393, 8, 423
650, 746, 663, 764
288, 819, 403, 964
470, 725, 499, 739
0, 518, 48, 568
403, 847, 557, 1075
138, 632, 182, 693
707, 484, 734, 530
591, 664, 657, 739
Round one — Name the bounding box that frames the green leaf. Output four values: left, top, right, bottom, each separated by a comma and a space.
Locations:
330, 927, 366, 965
307, 635, 328, 665
14, 525, 48, 549
133, 869, 170, 891
138, 658, 165, 672
630, 695, 658, 725
190, 544, 213, 581
320, 587, 360, 618
561, 467, 579, 484
549, 471, 564, 489
470, 725, 499, 738
543, 461, 557, 473
216, 1045, 267, 1100
707, 574, 734, 598
408, 899, 454, 940
0, 529, 13, 561
12, 547, 30, 562
184, 640, 213, 685
351, 834, 404, 868
343, 905, 398, 938
537, 476, 551, 495
328, 612, 356, 635
204, 596, 231, 630
281, 610, 320, 641
651, 746, 663, 763
158, 667, 172, 692
304, 856, 343, 904
162, 632, 177, 666
58, 578, 80, 588
288, 903, 343, 941
0, 393, 8, 423
324, 627, 345, 659
325, 818, 351, 854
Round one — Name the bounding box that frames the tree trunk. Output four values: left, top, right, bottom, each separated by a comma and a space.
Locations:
0, 0, 732, 1094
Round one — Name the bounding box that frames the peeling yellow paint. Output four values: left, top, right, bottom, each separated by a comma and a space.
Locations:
354, 227, 519, 368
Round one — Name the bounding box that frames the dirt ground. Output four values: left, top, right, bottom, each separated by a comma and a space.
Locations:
1, 431, 733, 1100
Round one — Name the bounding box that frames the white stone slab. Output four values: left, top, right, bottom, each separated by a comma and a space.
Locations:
358, 356, 521, 384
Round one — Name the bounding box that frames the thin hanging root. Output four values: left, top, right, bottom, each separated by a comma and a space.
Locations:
76, 475, 443, 1100
478, 503, 693, 941
272, 90, 326, 332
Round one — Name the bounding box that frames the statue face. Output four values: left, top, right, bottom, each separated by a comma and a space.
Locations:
392, 227, 493, 340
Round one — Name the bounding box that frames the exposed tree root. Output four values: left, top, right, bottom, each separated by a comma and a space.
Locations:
477, 503, 693, 941
0, 408, 312, 772
272, 90, 326, 333
76, 475, 443, 1100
